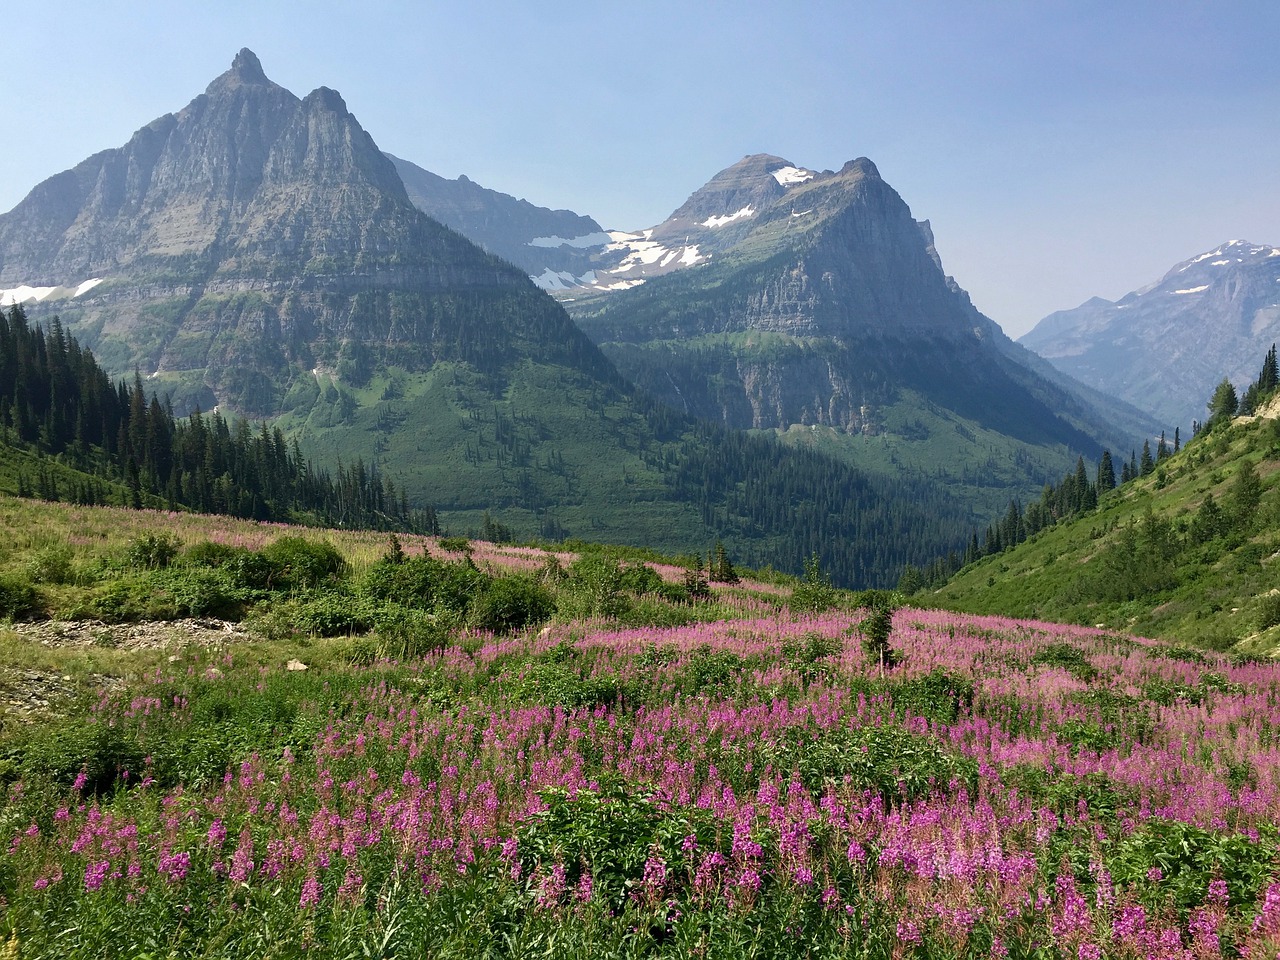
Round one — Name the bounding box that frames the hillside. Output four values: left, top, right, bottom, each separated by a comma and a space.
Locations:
932, 397, 1280, 651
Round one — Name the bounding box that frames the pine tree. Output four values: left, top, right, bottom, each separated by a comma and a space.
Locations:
1207, 378, 1239, 426
1097, 450, 1116, 492
1139, 441, 1155, 477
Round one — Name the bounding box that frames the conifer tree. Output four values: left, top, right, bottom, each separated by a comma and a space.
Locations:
1097, 450, 1116, 492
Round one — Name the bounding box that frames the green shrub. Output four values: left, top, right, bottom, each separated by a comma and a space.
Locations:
289, 590, 376, 636
468, 575, 555, 634
790, 554, 837, 613
124, 533, 181, 569
1031, 643, 1098, 682
780, 725, 978, 802
372, 605, 451, 660
507, 662, 618, 709
518, 784, 721, 912
679, 646, 746, 694
1104, 820, 1278, 914
0, 572, 38, 620
182, 540, 243, 568
16, 721, 146, 796
26, 544, 76, 585
1254, 592, 1280, 632
559, 555, 630, 620
261, 536, 346, 589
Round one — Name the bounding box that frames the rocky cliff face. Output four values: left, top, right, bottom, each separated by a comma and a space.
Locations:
0, 50, 606, 415
1019, 241, 1280, 428
569, 154, 1143, 455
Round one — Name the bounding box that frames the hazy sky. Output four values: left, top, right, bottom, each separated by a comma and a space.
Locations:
4, 1, 1277, 337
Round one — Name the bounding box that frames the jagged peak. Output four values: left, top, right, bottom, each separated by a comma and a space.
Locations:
205, 48, 273, 94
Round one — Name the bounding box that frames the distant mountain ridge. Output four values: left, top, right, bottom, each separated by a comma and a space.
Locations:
1019, 240, 1280, 428
387, 154, 611, 291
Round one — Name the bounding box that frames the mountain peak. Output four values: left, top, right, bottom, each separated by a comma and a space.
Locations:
840, 157, 880, 179
206, 48, 271, 94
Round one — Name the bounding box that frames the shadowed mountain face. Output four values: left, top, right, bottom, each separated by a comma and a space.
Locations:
1020, 241, 1280, 428
567, 154, 1152, 456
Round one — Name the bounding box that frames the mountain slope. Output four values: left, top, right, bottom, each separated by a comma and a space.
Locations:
1019, 241, 1280, 429
566, 154, 1157, 518
933, 392, 1280, 651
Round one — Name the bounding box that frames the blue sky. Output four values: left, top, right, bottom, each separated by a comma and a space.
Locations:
3, 0, 1277, 336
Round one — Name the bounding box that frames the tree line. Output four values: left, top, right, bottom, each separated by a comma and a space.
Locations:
0, 304, 438, 533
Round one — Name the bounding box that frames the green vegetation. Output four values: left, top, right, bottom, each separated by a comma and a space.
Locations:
933, 350, 1280, 652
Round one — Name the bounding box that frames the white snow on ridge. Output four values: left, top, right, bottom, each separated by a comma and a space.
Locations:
528, 232, 611, 249
0, 285, 58, 306
1, 277, 104, 307
531, 268, 599, 291
772, 166, 814, 186
1211, 260, 1232, 266
701, 206, 754, 229
679, 245, 701, 266
1172, 285, 1210, 295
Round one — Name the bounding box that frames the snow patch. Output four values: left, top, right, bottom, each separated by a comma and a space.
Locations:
1211, 260, 1232, 266
531, 268, 598, 291
527, 232, 611, 249
701, 206, 754, 229
790, 209, 813, 218
680, 245, 702, 266
0, 285, 58, 306
772, 166, 814, 186
1, 277, 106, 306
601, 279, 646, 291
1172, 285, 1209, 294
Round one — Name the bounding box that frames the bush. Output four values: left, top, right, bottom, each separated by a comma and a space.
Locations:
26, 544, 76, 585
289, 590, 376, 636
790, 555, 837, 613
0, 572, 38, 620
162, 568, 245, 619
261, 536, 346, 589
1255, 591, 1280, 632
372, 605, 451, 660
468, 575, 555, 634
1031, 642, 1098, 682
124, 533, 181, 570
17, 721, 146, 796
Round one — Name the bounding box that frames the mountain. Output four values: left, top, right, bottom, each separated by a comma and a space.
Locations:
0, 51, 978, 587
0, 49, 613, 417
387, 154, 612, 291
1019, 241, 1280, 429
564, 154, 1158, 519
